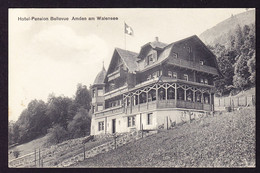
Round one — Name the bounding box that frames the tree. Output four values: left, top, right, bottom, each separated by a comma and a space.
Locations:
74, 84, 92, 111
47, 124, 68, 144
27, 100, 50, 139
233, 54, 251, 90
247, 53, 255, 84
46, 95, 74, 129
67, 108, 91, 138
234, 24, 244, 54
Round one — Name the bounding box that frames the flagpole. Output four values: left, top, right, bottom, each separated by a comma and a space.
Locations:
124, 21, 126, 50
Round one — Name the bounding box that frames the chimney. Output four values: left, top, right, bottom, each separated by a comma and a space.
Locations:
155, 37, 159, 42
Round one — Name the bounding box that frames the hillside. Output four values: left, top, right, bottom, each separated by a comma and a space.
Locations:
199, 10, 255, 46
72, 107, 255, 167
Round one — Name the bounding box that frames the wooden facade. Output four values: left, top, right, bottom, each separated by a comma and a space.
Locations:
90, 35, 222, 136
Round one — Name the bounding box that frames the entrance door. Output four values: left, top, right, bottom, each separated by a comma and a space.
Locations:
112, 119, 116, 134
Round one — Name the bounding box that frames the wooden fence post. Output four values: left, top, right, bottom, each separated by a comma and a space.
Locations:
34, 149, 36, 167
245, 96, 247, 106
238, 97, 239, 106
83, 144, 85, 160
114, 136, 117, 149
38, 149, 40, 167
141, 124, 143, 138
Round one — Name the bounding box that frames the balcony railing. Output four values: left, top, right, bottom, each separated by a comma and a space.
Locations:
95, 105, 124, 117
168, 57, 218, 76
107, 69, 121, 82
94, 99, 212, 117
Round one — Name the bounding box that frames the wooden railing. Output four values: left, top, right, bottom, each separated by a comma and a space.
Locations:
95, 100, 212, 117
95, 106, 124, 117
168, 57, 218, 75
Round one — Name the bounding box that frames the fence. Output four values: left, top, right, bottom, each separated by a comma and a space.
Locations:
214, 95, 255, 110
8, 129, 157, 168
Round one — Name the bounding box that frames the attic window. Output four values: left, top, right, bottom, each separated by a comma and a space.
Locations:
172, 53, 178, 58
148, 54, 153, 63
200, 60, 204, 65
187, 47, 192, 53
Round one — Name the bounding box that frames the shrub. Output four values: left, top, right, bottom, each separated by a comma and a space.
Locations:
13, 150, 20, 158
46, 124, 68, 145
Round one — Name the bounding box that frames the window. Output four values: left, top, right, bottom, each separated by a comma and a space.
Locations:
98, 121, 104, 131
147, 74, 152, 81
157, 70, 162, 77
200, 78, 204, 83
97, 89, 103, 96
168, 71, 172, 77
147, 113, 153, 125
127, 116, 136, 127
200, 60, 204, 65
172, 53, 178, 58
187, 46, 192, 53
173, 72, 177, 79
148, 54, 153, 64
152, 72, 157, 79
183, 74, 188, 81
204, 79, 208, 84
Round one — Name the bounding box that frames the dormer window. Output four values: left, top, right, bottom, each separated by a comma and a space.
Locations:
148, 54, 153, 63
200, 60, 204, 65
184, 74, 188, 81
200, 78, 204, 83
172, 53, 178, 58
145, 52, 157, 66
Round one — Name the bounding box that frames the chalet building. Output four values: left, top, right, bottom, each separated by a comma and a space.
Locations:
90, 35, 222, 136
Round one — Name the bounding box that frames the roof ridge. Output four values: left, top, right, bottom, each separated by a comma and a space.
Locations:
115, 47, 138, 55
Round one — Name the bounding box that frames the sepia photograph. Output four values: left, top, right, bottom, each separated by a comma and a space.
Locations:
8, 8, 255, 168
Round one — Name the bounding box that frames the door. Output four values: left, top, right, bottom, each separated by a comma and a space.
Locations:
112, 119, 116, 134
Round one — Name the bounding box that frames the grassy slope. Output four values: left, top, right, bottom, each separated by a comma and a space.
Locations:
73, 107, 255, 167
9, 135, 49, 160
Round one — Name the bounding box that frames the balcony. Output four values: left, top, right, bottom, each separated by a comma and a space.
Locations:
104, 85, 128, 100
167, 57, 219, 76
94, 99, 212, 118
94, 105, 124, 117
107, 67, 126, 82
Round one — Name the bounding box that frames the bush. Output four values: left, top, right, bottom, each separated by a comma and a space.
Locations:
13, 150, 20, 158
46, 124, 68, 145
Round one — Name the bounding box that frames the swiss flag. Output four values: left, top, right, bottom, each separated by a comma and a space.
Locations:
125, 23, 134, 36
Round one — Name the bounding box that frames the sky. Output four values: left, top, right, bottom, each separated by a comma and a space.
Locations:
9, 8, 248, 121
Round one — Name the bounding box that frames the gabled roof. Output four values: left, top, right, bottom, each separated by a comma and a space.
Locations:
115, 48, 139, 72
104, 35, 222, 78
137, 40, 168, 59
138, 35, 222, 77
150, 41, 168, 49
93, 66, 106, 85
